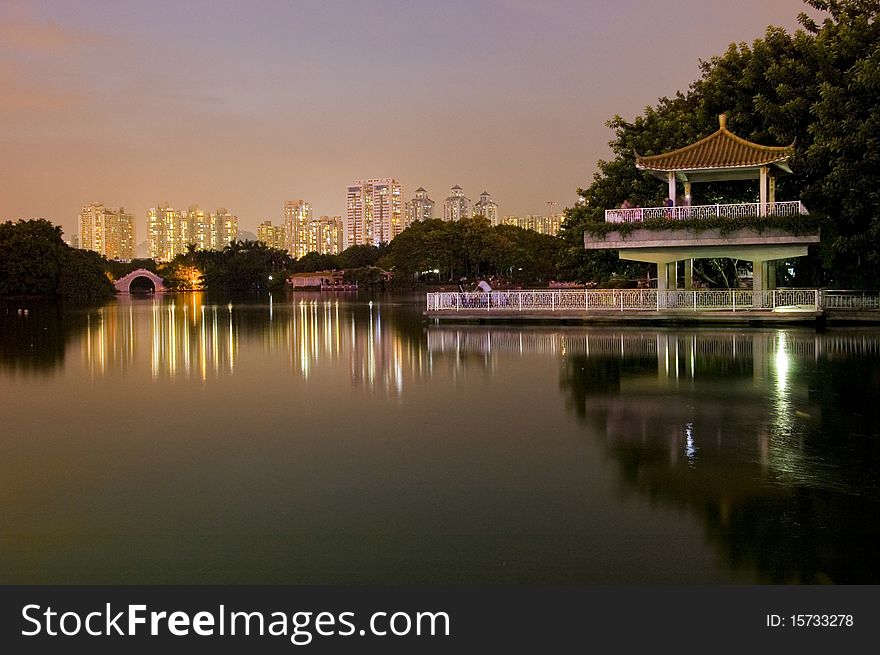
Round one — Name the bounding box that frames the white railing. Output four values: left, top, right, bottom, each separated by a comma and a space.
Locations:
604, 200, 807, 223
426, 289, 822, 313
822, 290, 880, 310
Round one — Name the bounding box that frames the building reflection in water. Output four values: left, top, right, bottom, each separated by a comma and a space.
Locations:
81, 294, 236, 380
79, 294, 433, 393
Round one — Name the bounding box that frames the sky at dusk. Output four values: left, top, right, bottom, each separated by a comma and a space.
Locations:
2, 0, 811, 241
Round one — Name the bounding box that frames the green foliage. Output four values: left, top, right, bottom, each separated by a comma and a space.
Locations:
337, 244, 386, 269
567, 0, 880, 287
557, 205, 648, 284
162, 240, 294, 292
0, 219, 65, 295
384, 218, 564, 284
583, 213, 821, 239
0, 219, 114, 301
294, 251, 339, 272
343, 267, 388, 286
57, 249, 116, 301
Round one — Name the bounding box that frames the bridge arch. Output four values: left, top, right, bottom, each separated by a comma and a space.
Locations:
114, 268, 167, 294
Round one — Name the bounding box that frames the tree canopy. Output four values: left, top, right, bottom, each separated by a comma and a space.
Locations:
0, 220, 115, 301
384, 217, 563, 284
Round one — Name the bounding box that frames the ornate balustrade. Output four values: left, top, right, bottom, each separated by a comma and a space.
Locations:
604, 200, 807, 224
426, 289, 822, 313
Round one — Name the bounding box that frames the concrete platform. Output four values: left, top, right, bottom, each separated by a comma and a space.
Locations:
425, 308, 824, 325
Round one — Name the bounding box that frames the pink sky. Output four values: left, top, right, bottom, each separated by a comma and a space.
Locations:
1, 0, 810, 242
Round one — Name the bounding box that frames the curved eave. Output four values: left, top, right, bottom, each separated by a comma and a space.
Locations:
638, 159, 794, 182
634, 125, 794, 181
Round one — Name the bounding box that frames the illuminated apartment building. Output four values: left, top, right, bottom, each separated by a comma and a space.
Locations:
183, 204, 212, 251
211, 207, 238, 249
148, 203, 181, 261
501, 214, 564, 236
79, 203, 135, 260
443, 185, 470, 221
345, 178, 404, 248
472, 190, 499, 225
311, 215, 343, 255
406, 187, 435, 223
149, 203, 238, 261
284, 199, 313, 258
257, 220, 286, 250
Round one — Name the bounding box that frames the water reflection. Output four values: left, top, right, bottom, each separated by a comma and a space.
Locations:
78, 293, 430, 392
430, 326, 880, 582
0, 300, 92, 375
4, 295, 880, 583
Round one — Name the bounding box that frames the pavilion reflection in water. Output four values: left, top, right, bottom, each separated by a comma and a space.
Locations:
428, 325, 880, 583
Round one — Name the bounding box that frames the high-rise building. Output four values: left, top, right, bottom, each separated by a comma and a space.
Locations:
345, 178, 404, 248
406, 187, 434, 223
257, 220, 286, 250
312, 216, 343, 255
501, 214, 564, 236
472, 190, 499, 225
148, 202, 181, 262
284, 199, 314, 258
183, 204, 212, 251
443, 185, 470, 222
212, 207, 238, 249
149, 203, 238, 261
79, 203, 135, 260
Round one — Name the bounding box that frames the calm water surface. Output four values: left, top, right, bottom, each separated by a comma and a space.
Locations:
1, 292, 879, 584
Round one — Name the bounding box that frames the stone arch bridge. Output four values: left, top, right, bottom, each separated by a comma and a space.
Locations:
114, 268, 167, 293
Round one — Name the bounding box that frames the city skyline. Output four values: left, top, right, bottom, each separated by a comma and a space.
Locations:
1, 0, 807, 240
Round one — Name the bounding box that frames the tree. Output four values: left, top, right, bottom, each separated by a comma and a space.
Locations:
294, 251, 339, 273
0, 219, 114, 301
56, 249, 116, 301
0, 219, 66, 295
337, 244, 385, 269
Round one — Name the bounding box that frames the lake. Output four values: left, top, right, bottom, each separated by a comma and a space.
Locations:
1, 292, 878, 584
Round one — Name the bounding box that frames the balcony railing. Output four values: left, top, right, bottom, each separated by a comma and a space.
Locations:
426, 289, 821, 313
604, 200, 807, 223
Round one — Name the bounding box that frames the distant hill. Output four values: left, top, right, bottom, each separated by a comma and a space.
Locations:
238, 230, 257, 242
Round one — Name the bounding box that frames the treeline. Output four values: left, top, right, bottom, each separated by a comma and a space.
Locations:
152, 241, 393, 291
381, 217, 564, 284
148, 217, 564, 291
0, 220, 115, 302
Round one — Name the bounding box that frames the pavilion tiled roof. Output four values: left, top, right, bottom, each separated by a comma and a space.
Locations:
635, 115, 793, 173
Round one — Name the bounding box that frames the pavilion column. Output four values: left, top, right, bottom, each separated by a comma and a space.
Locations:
751, 260, 765, 308
668, 172, 676, 204
768, 171, 776, 206
766, 261, 777, 290
683, 181, 692, 206
656, 262, 667, 307
759, 166, 768, 216
684, 259, 693, 290
667, 262, 678, 290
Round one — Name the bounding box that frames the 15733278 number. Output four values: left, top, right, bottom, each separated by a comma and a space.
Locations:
790, 614, 853, 627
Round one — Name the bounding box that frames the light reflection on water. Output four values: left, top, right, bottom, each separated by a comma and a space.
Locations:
1, 293, 879, 584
